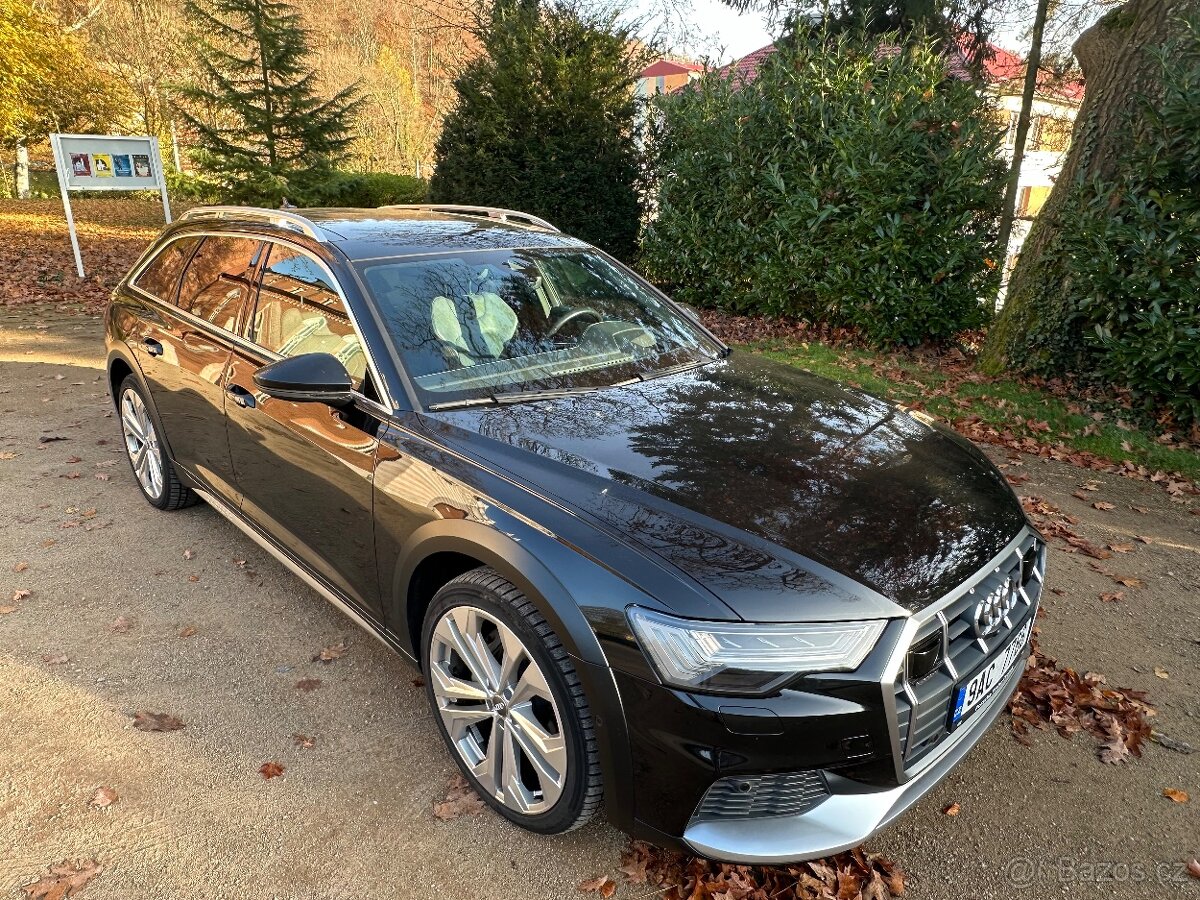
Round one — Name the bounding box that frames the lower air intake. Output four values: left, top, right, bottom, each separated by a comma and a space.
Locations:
693, 771, 829, 822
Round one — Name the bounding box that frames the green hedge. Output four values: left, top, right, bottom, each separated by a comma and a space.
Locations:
167, 168, 428, 208
641, 29, 1007, 347
302, 171, 428, 207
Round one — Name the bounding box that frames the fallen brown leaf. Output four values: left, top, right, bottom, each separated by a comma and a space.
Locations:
1107, 543, 1134, 553
110, 616, 133, 633
89, 786, 118, 808
178, 625, 197, 638
1099, 591, 1124, 603
131, 711, 185, 732
187, 574, 199, 583
1154, 667, 1170, 680
259, 761, 285, 779
295, 678, 323, 692
943, 802, 961, 816
42, 653, 69, 665
1163, 788, 1189, 803
12, 560, 28, 572
12, 588, 31, 602
21, 859, 102, 899
577, 876, 616, 897
1188, 859, 1200, 879
433, 773, 486, 820
292, 733, 315, 749
1115, 576, 1144, 588
1093, 501, 1116, 511
183, 548, 194, 560
313, 640, 348, 663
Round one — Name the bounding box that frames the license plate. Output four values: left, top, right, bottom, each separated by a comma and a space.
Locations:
949, 616, 1034, 729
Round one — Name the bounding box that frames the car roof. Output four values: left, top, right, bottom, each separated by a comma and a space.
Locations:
174, 205, 591, 260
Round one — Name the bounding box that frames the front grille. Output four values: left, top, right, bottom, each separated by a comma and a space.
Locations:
894, 534, 1044, 768
693, 771, 829, 822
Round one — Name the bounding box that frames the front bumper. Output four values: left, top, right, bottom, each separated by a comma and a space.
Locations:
681, 654, 1024, 863
616, 528, 1043, 863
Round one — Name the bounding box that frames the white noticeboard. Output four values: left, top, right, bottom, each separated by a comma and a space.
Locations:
49, 134, 172, 278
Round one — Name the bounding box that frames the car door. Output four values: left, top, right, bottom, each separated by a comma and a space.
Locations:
223, 239, 383, 618
130, 234, 262, 502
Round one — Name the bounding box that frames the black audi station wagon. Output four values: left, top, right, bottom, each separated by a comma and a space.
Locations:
105, 204, 1046, 862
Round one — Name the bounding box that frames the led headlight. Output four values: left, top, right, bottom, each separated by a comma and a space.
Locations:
627, 607, 886, 695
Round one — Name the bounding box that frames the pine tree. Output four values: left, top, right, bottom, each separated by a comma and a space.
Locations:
430, 0, 646, 261
179, 0, 358, 203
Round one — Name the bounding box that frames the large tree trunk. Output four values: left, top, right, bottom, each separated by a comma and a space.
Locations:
979, 0, 1188, 373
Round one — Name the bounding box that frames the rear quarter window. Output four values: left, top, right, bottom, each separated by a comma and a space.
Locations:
132, 237, 201, 303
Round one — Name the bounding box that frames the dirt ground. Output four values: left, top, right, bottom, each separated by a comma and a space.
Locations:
1, 306, 1197, 900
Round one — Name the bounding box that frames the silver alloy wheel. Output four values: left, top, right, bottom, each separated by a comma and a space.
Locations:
429, 605, 568, 815
120, 388, 164, 499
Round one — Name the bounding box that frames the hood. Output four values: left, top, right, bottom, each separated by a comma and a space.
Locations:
424, 352, 1028, 620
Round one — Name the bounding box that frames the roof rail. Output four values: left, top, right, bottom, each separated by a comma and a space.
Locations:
384, 204, 559, 233
177, 206, 323, 240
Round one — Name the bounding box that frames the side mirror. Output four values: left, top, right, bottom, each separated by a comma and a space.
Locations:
253, 353, 354, 406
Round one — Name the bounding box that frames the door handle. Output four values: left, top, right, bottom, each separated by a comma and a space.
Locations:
142, 337, 164, 357
225, 384, 256, 409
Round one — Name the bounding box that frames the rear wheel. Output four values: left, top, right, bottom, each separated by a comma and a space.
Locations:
422, 567, 602, 833
117, 375, 197, 510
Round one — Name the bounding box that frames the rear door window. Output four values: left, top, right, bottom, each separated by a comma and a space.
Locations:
132, 236, 201, 303
248, 243, 367, 386
177, 236, 264, 332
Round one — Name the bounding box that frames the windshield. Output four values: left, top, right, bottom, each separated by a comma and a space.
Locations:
356, 248, 721, 407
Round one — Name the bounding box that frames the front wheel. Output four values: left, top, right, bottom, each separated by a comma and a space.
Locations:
422, 568, 602, 833
116, 376, 197, 510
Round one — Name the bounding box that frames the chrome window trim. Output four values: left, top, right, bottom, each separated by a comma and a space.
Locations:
879, 525, 1037, 784
127, 229, 395, 411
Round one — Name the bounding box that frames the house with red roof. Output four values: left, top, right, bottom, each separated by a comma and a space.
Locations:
636, 57, 705, 98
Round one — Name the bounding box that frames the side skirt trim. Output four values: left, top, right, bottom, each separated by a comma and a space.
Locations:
192, 487, 410, 659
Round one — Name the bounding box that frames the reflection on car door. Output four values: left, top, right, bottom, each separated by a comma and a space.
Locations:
132, 234, 262, 502
223, 240, 383, 618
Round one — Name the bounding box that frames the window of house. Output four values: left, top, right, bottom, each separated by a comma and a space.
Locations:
176, 236, 263, 332
248, 243, 367, 387
133, 236, 202, 303
1034, 115, 1073, 152
1017, 185, 1053, 218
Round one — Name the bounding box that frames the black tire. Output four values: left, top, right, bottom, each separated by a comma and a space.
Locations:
421, 567, 602, 833
116, 375, 198, 511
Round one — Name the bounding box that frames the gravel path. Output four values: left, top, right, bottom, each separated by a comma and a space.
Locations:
1, 307, 1196, 899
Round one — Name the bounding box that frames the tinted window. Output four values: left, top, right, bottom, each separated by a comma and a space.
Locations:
356, 248, 718, 403
177, 236, 263, 331
133, 236, 201, 302
249, 243, 366, 386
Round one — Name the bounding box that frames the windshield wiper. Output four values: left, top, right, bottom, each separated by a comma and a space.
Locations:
424, 361, 715, 412
427, 385, 613, 411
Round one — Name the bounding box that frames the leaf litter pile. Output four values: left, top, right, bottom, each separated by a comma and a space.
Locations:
1010, 638, 1154, 764
580, 841, 906, 900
